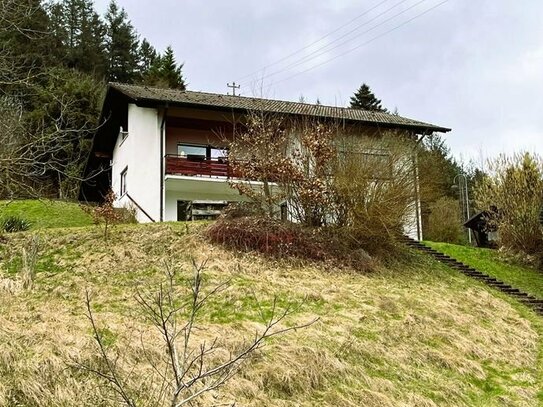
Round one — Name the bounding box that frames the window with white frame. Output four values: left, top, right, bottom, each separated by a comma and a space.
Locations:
120, 167, 128, 196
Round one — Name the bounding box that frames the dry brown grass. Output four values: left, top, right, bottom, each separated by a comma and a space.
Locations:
0, 222, 541, 406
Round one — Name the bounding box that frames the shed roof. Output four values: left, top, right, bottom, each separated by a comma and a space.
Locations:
109, 83, 451, 134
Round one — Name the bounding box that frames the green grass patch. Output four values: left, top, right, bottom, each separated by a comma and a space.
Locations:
426, 241, 543, 299
0, 200, 93, 230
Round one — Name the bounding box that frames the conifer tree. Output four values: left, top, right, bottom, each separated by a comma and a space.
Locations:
349, 83, 388, 112
138, 38, 157, 73
141, 46, 186, 90
104, 0, 139, 83
48, 0, 106, 78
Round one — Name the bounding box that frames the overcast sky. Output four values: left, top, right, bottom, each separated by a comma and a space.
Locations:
94, 0, 543, 163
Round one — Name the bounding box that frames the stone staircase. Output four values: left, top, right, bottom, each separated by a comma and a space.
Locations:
402, 237, 543, 316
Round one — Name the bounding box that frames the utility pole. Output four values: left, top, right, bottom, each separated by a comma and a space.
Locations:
227, 82, 240, 96
453, 173, 472, 244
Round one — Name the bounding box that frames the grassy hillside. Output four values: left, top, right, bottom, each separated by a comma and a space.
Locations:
427, 241, 543, 299
0, 223, 542, 406
0, 200, 93, 230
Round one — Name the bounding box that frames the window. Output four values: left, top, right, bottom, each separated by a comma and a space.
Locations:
177, 144, 206, 161
210, 147, 227, 160
177, 144, 228, 162
120, 167, 127, 196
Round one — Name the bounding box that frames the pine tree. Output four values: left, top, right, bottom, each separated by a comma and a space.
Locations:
159, 46, 186, 89
349, 83, 388, 112
104, 0, 139, 83
48, 0, 106, 78
141, 46, 186, 90
138, 39, 157, 73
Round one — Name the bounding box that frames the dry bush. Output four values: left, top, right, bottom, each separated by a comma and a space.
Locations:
475, 152, 543, 262
206, 216, 375, 272
221, 201, 265, 219
425, 197, 465, 244
228, 113, 417, 256
331, 134, 417, 253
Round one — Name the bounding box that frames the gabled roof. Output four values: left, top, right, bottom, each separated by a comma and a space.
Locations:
109, 83, 451, 134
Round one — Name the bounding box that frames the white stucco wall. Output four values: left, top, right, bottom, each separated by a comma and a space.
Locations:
111, 104, 162, 222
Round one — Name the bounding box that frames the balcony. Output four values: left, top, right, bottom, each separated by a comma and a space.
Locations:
165, 155, 237, 178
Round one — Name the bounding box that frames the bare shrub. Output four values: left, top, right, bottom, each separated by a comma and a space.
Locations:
221, 202, 265, 219
281, 120, 337, 227
82, 190, 122, 240
331, 133, 417, 253
206, 216, 375, 272
79, 259, 316, 406
474, 152, 543, 262
425, 197, 465, 244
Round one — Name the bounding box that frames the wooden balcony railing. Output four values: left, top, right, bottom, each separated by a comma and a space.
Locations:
165, 155, 236, 178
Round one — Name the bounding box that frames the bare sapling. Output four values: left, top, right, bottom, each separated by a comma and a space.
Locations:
80, 258, 317, 406
82, 190, 122, 240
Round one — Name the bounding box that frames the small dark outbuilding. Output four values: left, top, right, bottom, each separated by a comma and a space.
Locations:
464, 211, 498, 248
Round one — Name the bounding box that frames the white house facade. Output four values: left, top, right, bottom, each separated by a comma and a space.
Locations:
81, 83, 451, 239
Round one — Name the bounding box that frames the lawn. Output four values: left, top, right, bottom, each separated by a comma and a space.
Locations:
0, 199, 93, 230
0, 223, 541, 406
426, 241, 543, 299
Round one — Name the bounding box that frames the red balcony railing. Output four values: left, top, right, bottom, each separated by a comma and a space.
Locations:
165, 155, 236, 178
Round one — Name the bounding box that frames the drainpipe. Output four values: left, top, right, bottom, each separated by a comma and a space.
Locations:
160, 104, 168, 222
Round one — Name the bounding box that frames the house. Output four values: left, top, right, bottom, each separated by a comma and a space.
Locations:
80, 83, 451, 239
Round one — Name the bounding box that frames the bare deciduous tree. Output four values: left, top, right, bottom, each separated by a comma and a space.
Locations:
0, 96, 99, 199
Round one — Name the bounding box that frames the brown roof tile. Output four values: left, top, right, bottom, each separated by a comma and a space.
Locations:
110, 83, 450, 133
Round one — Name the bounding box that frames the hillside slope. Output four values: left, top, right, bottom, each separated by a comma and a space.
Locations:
0, 200, 92, 230
427, 241, 543, 300
0, 223, 542, 406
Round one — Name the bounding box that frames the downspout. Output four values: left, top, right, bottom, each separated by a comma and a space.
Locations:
413, 133, 426, 241
160, 104, 169, 222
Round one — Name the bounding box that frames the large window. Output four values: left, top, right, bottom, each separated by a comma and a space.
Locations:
120, 167, 127, 196
177, 144, 206, 160
177, 144, 227, 161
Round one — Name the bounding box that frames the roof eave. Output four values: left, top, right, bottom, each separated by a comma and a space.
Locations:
125, 96, 451, 134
